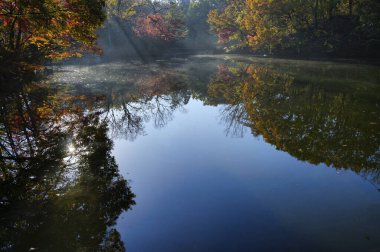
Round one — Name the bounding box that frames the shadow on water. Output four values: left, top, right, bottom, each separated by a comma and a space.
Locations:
0, 55, 379, 250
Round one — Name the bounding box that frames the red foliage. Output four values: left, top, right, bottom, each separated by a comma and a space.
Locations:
133, 13, 177, 41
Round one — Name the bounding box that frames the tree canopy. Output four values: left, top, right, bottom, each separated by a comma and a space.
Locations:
1, 0, 380, 69
0, 0, 106, 61
208, 0, 380, 56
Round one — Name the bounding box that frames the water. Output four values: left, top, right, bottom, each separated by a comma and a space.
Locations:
0, 55, 379, 251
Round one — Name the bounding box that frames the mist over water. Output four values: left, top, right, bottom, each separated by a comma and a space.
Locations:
39, 54, 380, 251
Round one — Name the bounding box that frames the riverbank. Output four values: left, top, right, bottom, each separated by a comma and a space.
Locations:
1, 51, 379, 84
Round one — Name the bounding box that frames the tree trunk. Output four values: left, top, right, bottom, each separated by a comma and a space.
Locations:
349, 0, 353, 16
314, 0, 319, 28
8, 18, 17, 50
328, 0, 333, 20
16, 20, 22, 50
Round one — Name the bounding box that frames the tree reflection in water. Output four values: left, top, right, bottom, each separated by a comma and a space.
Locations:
0, 58, 379, 250
55, 63, 191, 141
207, 61, 380, 184
102, 68, 190, 139
0, 67, 191, 251
0, 81, 135, 251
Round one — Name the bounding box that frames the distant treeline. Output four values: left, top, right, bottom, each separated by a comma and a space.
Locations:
101, 0, 380, 58
1, 0, 380, 68
208, 0, 380, 58
99, 0, 224, 58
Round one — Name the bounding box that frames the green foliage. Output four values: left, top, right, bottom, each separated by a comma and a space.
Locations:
187, 0, 225, 37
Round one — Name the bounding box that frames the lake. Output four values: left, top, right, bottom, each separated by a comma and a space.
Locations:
0, 55, 379, 251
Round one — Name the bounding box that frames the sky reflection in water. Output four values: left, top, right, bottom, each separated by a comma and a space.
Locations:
0, 55, 379, 251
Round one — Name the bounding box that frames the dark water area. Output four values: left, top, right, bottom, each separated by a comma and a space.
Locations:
0, 55, 379, 251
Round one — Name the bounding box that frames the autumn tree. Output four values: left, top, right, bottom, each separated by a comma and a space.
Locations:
106, 0, 188, 42
0, 0, 106, 61
208, 0, 380, 57
133, 1, 188, 41
207, 0, 246, 51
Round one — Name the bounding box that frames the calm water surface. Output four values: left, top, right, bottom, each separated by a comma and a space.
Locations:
0, 55, 379, 251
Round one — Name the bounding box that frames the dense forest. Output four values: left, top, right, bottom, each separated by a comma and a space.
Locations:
208, 0, 380, 57
1, 0, 380, 73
